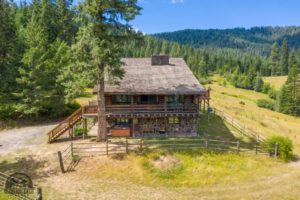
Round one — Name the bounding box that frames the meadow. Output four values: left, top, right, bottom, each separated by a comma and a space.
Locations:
207, 75, 300, 154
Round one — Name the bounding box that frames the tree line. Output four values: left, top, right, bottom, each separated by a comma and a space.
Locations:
0, 0, 140, 126
0, 0, 299, 122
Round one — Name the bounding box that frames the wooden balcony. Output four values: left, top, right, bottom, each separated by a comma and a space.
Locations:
82, 103, 200, 118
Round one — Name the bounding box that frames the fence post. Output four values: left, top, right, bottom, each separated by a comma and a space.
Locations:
205, 140, 208, 148
236, 141, 240, 154
140, 139, 143, 153
255, 142, 258, 155
36, 187, 42, 200
70, 142, 74, 158
57, 151, 65, 173
274, 143, 278, 158
173, 139, 176, 151
126, 138, 128, 154
106, 139, 108, 155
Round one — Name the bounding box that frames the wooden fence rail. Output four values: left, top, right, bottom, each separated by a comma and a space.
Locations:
57, 137, 278, 173
213, 108, 265, 142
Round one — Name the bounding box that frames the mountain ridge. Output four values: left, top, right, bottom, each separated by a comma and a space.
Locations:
153, 26, 300, 55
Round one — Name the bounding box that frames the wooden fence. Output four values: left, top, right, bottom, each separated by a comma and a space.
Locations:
0, 172, 42, 200
213, 108, 265, 142
57, 137, 277, 173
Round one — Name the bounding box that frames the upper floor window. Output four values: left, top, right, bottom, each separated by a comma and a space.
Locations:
138, 95, 158, 104
112, 95, 131, 104
167, 95, 184, 104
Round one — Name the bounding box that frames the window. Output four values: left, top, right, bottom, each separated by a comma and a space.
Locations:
115, 118, 129, 126
167, 95, 184, 104
112, 95, 131, 104
168, 117, 179, 124
138, 95, 158, 104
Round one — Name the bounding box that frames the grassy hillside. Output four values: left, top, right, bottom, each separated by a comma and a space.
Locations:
207, 75, 300, 154
263, 76, 288, 90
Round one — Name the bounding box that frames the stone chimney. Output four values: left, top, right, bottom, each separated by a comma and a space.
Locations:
151, 55, 169, 65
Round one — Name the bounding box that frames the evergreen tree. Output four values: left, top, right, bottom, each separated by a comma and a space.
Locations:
0, 0, 19, 101
254, 73, 264, 92
279, 65, 300, 116
280, 38, 289, 75
270, 42, 280, 76
75, 0, 141, 141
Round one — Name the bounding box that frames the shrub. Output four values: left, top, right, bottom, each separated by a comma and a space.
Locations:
262, 136, 293, 161
261, 83, 271, 94
267, 87, 278, 100
256, 99, 274, 110
239, 101, 245, 105
74, 127, 83, 136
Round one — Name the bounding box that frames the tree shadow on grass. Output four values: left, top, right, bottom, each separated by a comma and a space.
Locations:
0, 156, 55, 180
198, 113, 257, 145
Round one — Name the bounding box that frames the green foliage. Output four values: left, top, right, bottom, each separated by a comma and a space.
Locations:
270, 42, 280, 76
279, 65, 300, 116
74, 127, 83, 136
262, 136, 293, 161
267, 87, 278, 100
256, 99, 274, 110
280, 38, 289, 75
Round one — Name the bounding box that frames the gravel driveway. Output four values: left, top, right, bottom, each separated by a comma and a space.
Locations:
0, 124, 56, 154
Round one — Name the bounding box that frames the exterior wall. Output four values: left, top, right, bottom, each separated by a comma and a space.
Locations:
107, 117, 198, 138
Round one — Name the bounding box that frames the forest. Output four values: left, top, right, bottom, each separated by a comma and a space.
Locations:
153, 27, 300, 56
0, 0, 299, 122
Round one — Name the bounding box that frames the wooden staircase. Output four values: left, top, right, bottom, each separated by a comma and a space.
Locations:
48, 108, 83, 143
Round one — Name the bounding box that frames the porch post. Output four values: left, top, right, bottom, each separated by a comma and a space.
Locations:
83, 118, 87, 139
164, 95, 167, 113
132, 118, 135, 137
131, 95, 134, 114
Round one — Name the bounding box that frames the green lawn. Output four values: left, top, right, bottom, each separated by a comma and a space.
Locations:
0, 192, 17, 200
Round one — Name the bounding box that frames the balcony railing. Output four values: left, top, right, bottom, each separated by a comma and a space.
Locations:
83, 103, 199, 116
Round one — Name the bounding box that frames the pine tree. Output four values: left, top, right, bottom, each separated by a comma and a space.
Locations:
279, 65, 300, 116
75, 0, 141, 141
270, 42, 280, 76
280, 38, 289, 75
254, 73, 264, 92
0, 0, 22, 111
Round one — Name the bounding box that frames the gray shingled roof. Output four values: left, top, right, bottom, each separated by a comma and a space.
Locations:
94, 57, 205, 95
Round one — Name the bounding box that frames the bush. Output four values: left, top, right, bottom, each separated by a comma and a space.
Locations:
74, 127, 83, 136
267, 87, 278, 100
256, 99, 274, 110
262, 136, 293, 161
239, 101, 245, 105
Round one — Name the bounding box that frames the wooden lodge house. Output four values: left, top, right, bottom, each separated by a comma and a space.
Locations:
48, 55, 210, 142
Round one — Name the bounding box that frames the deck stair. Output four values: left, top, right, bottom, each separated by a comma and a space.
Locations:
48, 108, 83, 143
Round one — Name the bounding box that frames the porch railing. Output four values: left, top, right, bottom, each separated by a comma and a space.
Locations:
83, 103, 199, 115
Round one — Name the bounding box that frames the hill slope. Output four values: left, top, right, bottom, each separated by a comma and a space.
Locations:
153, 27, 300, 55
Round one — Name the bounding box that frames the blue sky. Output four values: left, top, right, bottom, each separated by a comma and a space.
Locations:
132, 0, 300, 34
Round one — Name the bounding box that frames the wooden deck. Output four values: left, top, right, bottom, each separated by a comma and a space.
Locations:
82, 103, 200, 118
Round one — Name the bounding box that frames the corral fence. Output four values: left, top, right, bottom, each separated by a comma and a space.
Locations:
57, 137, 279, 173
213, 108, 265, 142
0, 172, 42, 200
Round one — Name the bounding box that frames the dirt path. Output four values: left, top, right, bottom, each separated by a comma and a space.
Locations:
0, 123, 56, 154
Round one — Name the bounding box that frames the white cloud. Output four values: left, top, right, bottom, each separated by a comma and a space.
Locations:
172, 0, 184, 4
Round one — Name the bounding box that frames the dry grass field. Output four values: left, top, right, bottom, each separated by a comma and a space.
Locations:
207, 75, 300, 154
263, 75, 287, 90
